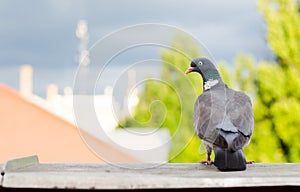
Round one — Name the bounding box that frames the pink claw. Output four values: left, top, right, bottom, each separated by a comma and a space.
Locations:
200, 160, 214, 165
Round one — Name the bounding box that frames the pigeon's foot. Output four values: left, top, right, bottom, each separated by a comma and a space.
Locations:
246, 161, 255, 164
200, 160, 214, 165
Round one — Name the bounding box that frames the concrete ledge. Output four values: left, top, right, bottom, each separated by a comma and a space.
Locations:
1, 158, 300, 190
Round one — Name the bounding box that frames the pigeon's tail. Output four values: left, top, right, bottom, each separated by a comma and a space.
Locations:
213, 130, 247, 171
213, 146, 246, 171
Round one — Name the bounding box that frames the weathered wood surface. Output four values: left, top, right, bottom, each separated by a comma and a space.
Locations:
1, 156, 300, 190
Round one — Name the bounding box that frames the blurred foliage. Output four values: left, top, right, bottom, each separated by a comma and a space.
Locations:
121, 0, 300, 162
226, 0, 300, 162
256, 0, 300, 162
258, 0, 300, 66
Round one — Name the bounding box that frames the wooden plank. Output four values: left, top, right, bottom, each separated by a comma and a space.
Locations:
2, 162, 300, 190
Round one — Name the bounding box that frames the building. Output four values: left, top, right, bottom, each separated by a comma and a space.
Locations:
0, 83, 139, 163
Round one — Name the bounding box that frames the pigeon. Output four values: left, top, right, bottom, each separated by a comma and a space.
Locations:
185, 58, 254, 171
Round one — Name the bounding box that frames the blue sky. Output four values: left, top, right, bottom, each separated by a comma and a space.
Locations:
0, 0, 272, 96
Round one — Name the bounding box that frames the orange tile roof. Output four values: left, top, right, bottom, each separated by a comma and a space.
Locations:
0, 84, 139, 163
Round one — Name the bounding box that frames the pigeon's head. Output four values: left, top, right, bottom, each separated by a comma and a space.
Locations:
185, 58, 221, 83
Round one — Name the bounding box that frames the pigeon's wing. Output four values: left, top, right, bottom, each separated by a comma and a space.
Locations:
227, 91, 254, 136
193, 92, 228, 148
193, 93, 211, 137
227, 91, 254, 149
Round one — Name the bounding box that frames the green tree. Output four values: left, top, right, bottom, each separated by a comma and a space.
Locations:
255, 0, 300, 162
258, 0, 300, 66
223, 0, 300, 162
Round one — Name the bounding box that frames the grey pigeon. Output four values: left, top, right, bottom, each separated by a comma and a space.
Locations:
185, 58, 254, 171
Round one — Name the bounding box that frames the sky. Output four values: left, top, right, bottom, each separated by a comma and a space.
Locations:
0, 0, 273, 96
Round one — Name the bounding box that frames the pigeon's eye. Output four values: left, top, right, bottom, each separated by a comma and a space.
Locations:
198, 61, 203, 66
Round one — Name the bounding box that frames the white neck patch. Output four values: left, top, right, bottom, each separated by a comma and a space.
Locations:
204, 79, 219, 90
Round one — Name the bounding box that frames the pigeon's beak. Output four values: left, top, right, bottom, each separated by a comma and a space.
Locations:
185, 67, 194, 75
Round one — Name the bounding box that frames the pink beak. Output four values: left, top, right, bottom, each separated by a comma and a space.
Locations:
185, 67, 194, 75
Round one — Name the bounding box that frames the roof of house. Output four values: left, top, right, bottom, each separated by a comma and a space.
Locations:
0, 84, 139, 163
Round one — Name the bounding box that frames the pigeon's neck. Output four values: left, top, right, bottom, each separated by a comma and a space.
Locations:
202, 69, 223, 90
204, 79, 220, 90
